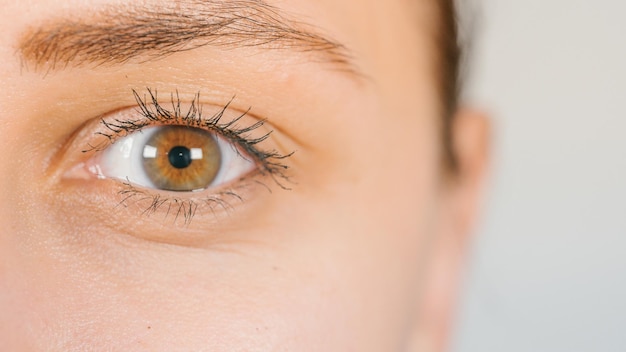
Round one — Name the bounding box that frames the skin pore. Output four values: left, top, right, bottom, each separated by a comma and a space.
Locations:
0, 0, 488, 351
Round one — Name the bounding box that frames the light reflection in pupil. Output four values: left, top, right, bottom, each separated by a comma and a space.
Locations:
168, 146, 192, 169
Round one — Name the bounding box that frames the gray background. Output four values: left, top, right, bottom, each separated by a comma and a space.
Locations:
451, 1, 626, 351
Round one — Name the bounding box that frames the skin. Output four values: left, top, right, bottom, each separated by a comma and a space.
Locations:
0, 0, 488, 351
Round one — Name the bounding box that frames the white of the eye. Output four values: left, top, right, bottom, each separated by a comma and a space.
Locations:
99, 128, 157, 188
97, 126, 256, 191
119, 137, 135, 159
210, 141, 256, 186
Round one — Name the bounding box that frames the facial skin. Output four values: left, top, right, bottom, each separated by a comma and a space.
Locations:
0, 0, 488, 351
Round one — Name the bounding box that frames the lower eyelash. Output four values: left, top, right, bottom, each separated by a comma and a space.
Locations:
115, 171, 267, 225
117, 181, 231, 225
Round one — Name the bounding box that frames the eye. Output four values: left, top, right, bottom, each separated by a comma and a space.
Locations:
58, 89, 293, 226
93, 124, 255, 192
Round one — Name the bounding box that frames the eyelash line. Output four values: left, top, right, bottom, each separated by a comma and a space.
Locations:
116, 176, 253, 225
84, 88, 294, 224
86, 88, 293, 183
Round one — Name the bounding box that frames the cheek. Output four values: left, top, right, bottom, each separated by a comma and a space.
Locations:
0, 230, 423, 351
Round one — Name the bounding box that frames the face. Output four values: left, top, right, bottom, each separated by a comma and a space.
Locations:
0, 0, 487, 351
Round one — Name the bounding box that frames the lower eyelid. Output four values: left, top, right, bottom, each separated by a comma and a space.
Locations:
47, 169, 275, 242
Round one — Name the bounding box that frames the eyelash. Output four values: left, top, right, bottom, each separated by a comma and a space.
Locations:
86, 88, 293, 224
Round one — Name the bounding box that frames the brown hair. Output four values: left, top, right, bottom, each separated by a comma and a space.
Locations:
436, 0, 462, 171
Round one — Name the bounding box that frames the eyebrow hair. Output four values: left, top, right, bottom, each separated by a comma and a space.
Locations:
18, 0, 356, 74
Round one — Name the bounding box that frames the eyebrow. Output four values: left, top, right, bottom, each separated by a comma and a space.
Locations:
18, 0, 356, 74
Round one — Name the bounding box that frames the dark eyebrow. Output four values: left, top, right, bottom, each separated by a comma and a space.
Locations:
18, 0, 356, 74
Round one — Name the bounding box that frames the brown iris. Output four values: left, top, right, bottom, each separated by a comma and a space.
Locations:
142, 126, 221, 191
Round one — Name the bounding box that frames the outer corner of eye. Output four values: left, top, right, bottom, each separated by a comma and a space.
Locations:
84, 125, 256, 192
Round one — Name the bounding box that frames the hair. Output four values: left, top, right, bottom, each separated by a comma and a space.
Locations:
435, 0, 462, 172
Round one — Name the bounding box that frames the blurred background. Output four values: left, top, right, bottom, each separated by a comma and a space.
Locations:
451, 1, 626, 351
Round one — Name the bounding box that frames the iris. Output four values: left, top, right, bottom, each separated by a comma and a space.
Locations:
142, 126, 221, 191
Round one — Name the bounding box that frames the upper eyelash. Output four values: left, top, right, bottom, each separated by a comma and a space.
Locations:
86, 88, 294, 188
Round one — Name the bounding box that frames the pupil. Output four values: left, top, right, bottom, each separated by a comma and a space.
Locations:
168, 146, 192, 169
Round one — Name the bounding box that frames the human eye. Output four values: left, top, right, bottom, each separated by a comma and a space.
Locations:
96, 124, 255, 192
64, 88, 292, 225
